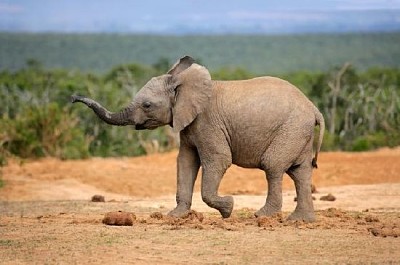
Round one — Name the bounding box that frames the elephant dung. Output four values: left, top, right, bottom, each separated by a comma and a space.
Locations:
150, 212, 164, 220
91, 194, 105, 202
320, 193, 336, 201
102, 211, 136, 226
311, 184, 317, 193
369, 226, 400, 238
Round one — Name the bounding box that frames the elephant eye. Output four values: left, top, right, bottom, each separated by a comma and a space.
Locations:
142, 101, 152, 109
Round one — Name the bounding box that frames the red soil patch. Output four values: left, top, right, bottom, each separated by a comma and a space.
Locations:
1, 147, 400, 201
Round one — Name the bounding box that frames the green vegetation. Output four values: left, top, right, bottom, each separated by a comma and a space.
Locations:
283, 66, 400, 151
0, 32, 399, 163
1, 59, 399, 164
1, 32, 400, 74
0, 60, 175, 164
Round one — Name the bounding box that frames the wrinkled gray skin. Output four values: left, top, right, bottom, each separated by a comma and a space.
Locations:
72, 56, 325, 222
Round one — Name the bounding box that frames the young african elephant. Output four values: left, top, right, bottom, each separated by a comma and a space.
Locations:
71, 56, 325, 222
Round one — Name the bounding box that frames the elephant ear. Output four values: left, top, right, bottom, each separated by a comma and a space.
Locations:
167, 56, 196, 76
171, 61, 212, 132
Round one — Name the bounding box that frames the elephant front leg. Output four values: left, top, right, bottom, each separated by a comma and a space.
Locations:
168, 145, 200, 218
201, 157, 234, 218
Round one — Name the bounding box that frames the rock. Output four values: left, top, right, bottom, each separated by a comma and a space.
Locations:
102, 211, 136, 226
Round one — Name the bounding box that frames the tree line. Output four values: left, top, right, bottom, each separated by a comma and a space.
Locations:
2, 32, 400, 74
1, 59, 399, 165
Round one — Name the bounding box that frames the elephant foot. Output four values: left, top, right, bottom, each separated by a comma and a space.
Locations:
203, 195, 234, 218
167, 205, 191, 218
254, 205, 281, 218
287, 209, 316, 223
218, 196, 234, 218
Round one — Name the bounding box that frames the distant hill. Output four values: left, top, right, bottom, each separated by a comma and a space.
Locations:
1, 32, 400, 74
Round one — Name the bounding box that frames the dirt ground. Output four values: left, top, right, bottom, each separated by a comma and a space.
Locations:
1, 148, 400, 264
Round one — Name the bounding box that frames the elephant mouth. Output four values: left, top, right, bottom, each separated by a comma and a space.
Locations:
135, 120, 160, 130
134, 124, 146, 130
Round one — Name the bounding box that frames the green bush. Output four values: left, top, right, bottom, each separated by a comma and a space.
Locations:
351, 137, 371, 151
320, 132, 340, 151
212, 67, 255, 80
0, 60, 399, 164
0, 103, 90, 159
351, 132, 400, 151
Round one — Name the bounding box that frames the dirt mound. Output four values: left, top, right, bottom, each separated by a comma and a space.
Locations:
257, 213, 284, 228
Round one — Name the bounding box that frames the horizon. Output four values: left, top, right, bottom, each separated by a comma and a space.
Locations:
1, 1, 400, 34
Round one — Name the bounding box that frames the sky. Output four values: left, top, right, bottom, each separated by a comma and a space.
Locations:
1, 0, 400, 33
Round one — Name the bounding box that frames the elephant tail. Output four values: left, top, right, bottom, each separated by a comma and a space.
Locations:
312, 108, 325, 169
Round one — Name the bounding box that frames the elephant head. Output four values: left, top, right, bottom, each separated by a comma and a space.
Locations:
71, 56, 212, 132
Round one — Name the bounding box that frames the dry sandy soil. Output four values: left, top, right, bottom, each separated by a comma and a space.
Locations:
1, 148, 400, 264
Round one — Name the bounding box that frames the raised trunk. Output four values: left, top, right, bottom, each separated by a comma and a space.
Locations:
71, 95, 134, 126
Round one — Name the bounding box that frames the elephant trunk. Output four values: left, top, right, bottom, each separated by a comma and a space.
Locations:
71, 95, 134, 126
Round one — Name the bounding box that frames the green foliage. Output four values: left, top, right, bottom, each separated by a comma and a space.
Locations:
0, 59, 180, 162
1, 103, 90, 159
351, 132, 400, 152
212, 67, 255, 80
1, 32, 400, 74
0, 157, 4, 188
282, 65, 400, 151
351, 137, 371, 152
0, 56, 399, 163
319, 131, 340, 152
352, 134, 385, 152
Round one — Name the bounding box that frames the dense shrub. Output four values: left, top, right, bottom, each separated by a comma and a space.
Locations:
0, 103, 90, 159
284, 65, 400, 151
0, 60, 399, 164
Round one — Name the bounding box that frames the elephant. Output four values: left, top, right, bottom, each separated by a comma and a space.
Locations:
71, 56, 325, 222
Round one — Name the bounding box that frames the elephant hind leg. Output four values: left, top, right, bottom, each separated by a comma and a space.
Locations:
286, 161, 315, 222
256, 134, 297, 218
256, 125, 314, 219
254, 169, 284, 217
